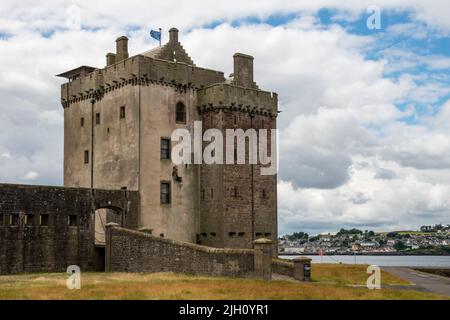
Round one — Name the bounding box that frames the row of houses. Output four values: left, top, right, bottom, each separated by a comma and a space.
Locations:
279, 231, 450, 254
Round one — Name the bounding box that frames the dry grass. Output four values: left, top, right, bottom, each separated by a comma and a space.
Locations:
0, 266, 447, 300
311, 263, 411, 286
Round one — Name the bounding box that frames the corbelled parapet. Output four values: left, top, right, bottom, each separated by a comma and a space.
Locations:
197, 83, 278, 117
60, 55, 225, 108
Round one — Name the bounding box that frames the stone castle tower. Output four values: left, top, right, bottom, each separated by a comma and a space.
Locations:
58, 28, 278, 252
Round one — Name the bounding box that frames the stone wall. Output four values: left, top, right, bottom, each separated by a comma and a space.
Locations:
272, 259, 294, 278
106, 225, 257, 277
0, 183, 138, 274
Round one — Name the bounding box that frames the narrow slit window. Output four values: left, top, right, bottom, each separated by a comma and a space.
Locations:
25, 214, 34, 225
68, 215, 77, 226
80, 117, 84, 127
120, 106, 126, 119
233, 186, 238, 197
262, 189, 268, 199
39, 214, 49, 226
95, 113, 100, 125
84, 150, 89, 164
9, 214, 20, 225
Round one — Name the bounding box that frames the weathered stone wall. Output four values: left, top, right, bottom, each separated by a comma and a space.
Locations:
106, 225, 255, 277
138, 84, 200, 243
272, 259, 294, 278
199, 108, 278, 253
0, 184, 138, 274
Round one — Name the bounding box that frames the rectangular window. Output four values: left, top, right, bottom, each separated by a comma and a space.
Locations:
176, 103, 186, 123
160, 182, 171, 204
25, 214, 34, 225
95, 113, 100, 125
161, 138, 170, 160
120, 106, 126, 119
68, 215, 77, 226
80, 117, 84, 127
201, 189, 205, 200
210, 188, 214, 199
39, 214, 49, 226
9, 214, 19, 226
84, 150, 89, 164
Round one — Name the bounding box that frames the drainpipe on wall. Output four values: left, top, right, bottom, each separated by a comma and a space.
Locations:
251, 115, 255, 244
90, 99, 95, 189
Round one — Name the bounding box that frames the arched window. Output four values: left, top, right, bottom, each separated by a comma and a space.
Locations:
176, 102, 186, 123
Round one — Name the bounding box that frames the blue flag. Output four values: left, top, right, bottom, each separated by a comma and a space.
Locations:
150, 29, 161, 41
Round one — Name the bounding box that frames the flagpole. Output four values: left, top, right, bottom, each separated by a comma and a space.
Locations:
159, 28, 162, 47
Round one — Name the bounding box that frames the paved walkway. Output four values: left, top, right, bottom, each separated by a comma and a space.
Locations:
383, 267, 450, 297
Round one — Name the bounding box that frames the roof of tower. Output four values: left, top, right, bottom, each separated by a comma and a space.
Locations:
56, 65, 96, 80
141, 27, 195, 66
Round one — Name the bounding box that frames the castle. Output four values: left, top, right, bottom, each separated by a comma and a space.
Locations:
0, 28, 279, 274
58, 28, 278, 252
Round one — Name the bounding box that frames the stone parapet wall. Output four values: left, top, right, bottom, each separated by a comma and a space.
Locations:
106, 225, 258, 277
272, 259, 294, 278
197, 83, 278, 116
61, 55, 225, 107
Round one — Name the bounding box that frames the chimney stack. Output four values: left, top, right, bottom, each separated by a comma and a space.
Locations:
115, 36, 129, 62
169, 27, 179, 43
106, 52, 116, 66
233, 53, 255, 88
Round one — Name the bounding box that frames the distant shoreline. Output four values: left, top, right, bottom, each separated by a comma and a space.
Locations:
280, 253, 450, 256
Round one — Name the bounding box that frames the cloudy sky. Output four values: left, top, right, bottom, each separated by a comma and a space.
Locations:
0, 0, 449, 235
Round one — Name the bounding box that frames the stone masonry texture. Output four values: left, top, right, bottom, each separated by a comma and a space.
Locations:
0, 183, 138, 274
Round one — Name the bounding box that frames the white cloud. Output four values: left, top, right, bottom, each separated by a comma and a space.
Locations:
24, 171, 39, 180
0, 1, 449, 234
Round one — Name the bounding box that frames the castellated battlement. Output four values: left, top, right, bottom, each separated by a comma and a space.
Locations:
60, 55, 225, 108
197, 83, 278, 117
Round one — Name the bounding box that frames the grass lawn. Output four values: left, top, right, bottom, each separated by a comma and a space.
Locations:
0, 264, 447, 300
